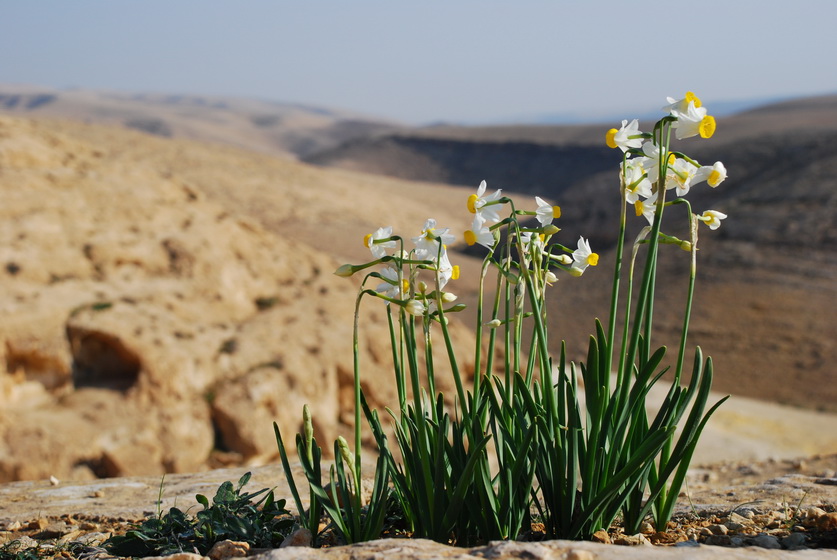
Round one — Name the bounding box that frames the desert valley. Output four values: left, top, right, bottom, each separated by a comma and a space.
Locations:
0, 84, 835, 484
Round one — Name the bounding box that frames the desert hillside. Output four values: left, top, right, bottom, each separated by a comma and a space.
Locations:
0, 84, 403, 159
0, 114, 491, 482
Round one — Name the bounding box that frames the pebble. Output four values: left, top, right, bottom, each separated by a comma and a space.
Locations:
590, 529, 610, 544
781, 532, 808, 550
817, 512, 837, 531
207, 539, 249, 560
279, 528, 312, 548
613, 533, 650, 546
752, 533, 781, 549
566, 551, 596, 560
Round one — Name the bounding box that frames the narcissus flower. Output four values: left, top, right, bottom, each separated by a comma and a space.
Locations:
435, 248, 460, 289
694, 161, 728, 188
639, 141, 674, 184
697, 210, 727, 230
467, 180, 504, 223
606, 119, 644, 152
622, 159, 653, 204
376, 265, 409, 299
570, 236, 599, 276
364, 226, 397, 259
668, 157, 699, 197
464, 214, 496, 249
672, 102, 716, 140
413, 218, 455, 259
663, 92, 702, 115
635, 190, 659, 225
534, 196, 561, 226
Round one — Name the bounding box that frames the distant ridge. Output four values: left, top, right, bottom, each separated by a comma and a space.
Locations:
0, 84, 404, 159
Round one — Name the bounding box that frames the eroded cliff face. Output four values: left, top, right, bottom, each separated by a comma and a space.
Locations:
0, 115, 477, 481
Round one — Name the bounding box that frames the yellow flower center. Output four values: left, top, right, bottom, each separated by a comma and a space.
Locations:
401, 279, 410, 295
699, 115, 716, 139
606, 128, 618, 149
467, 194, 478, 213
667, 153, 676, 166
635, 200, 645, 217
552, 205, 561, 219
363, 233, 373, 248
587, 253, 599, 266
685, 91, 702, 108
464, 230, 477, 246
708, 169, 722, 186
452, 265, 460, 280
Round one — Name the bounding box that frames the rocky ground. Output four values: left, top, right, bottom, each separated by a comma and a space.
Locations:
0, 455, 835, 558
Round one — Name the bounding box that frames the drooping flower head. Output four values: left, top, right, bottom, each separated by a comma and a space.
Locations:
467, 180, 504, 223
364, 226, 397, 259
605, 119, 644, 152
697, 210, 727, 230
635, 189, 659, 225
694, 161, 727, 188
413, 218, 455, 260
570, 236, 599, 276
672, 102, 716, 140
534, 196, 561, 226
464, 213, 496, 249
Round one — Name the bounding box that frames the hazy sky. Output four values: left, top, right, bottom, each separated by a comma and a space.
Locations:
2, 1, 836, 124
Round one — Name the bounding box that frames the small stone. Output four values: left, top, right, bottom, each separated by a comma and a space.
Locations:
49, 475, 60, 486
725, 521, 745, 532
590, 529, 610, 544
6, 521, 22, 531
675, 539, 701, 547
279, 528, 312, 548
806, 507, 827, 519
728, 512, 750, 525
704, 534, 731, 546
26, 519, 49, 531
566, 551, 596, 560
639, 521, 655, 534
709, 524, 729, 535
781, 532, 808, 550
815, 477, 837, 486
817, 512, 837, 531
613, 533, 650, 546
207, 540, 249, 560
752, 534, 781, 549
91, 490, 105, 498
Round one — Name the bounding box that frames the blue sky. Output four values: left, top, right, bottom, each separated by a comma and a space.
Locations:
2, 1, 836, 124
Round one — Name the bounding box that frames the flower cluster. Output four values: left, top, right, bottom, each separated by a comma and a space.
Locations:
606, 92, 728, 230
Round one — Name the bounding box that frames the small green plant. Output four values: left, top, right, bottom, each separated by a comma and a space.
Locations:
277, 91, 730, 545
104, 472, 293, 557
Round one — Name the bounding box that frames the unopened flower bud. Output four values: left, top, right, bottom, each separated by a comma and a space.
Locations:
545, 271, 558, 284
541, 224, 560, 236
334, 264, 356, 277
442, 292, 457, 303
405, 299, 425, 316
556, 254, 572, 265
337, 436, 354, 466
679, 240, 692, 252
568, 266, 584, 278
485, 319, 502, 328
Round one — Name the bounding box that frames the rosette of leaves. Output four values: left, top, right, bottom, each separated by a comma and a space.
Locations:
104, 472, 293, 557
